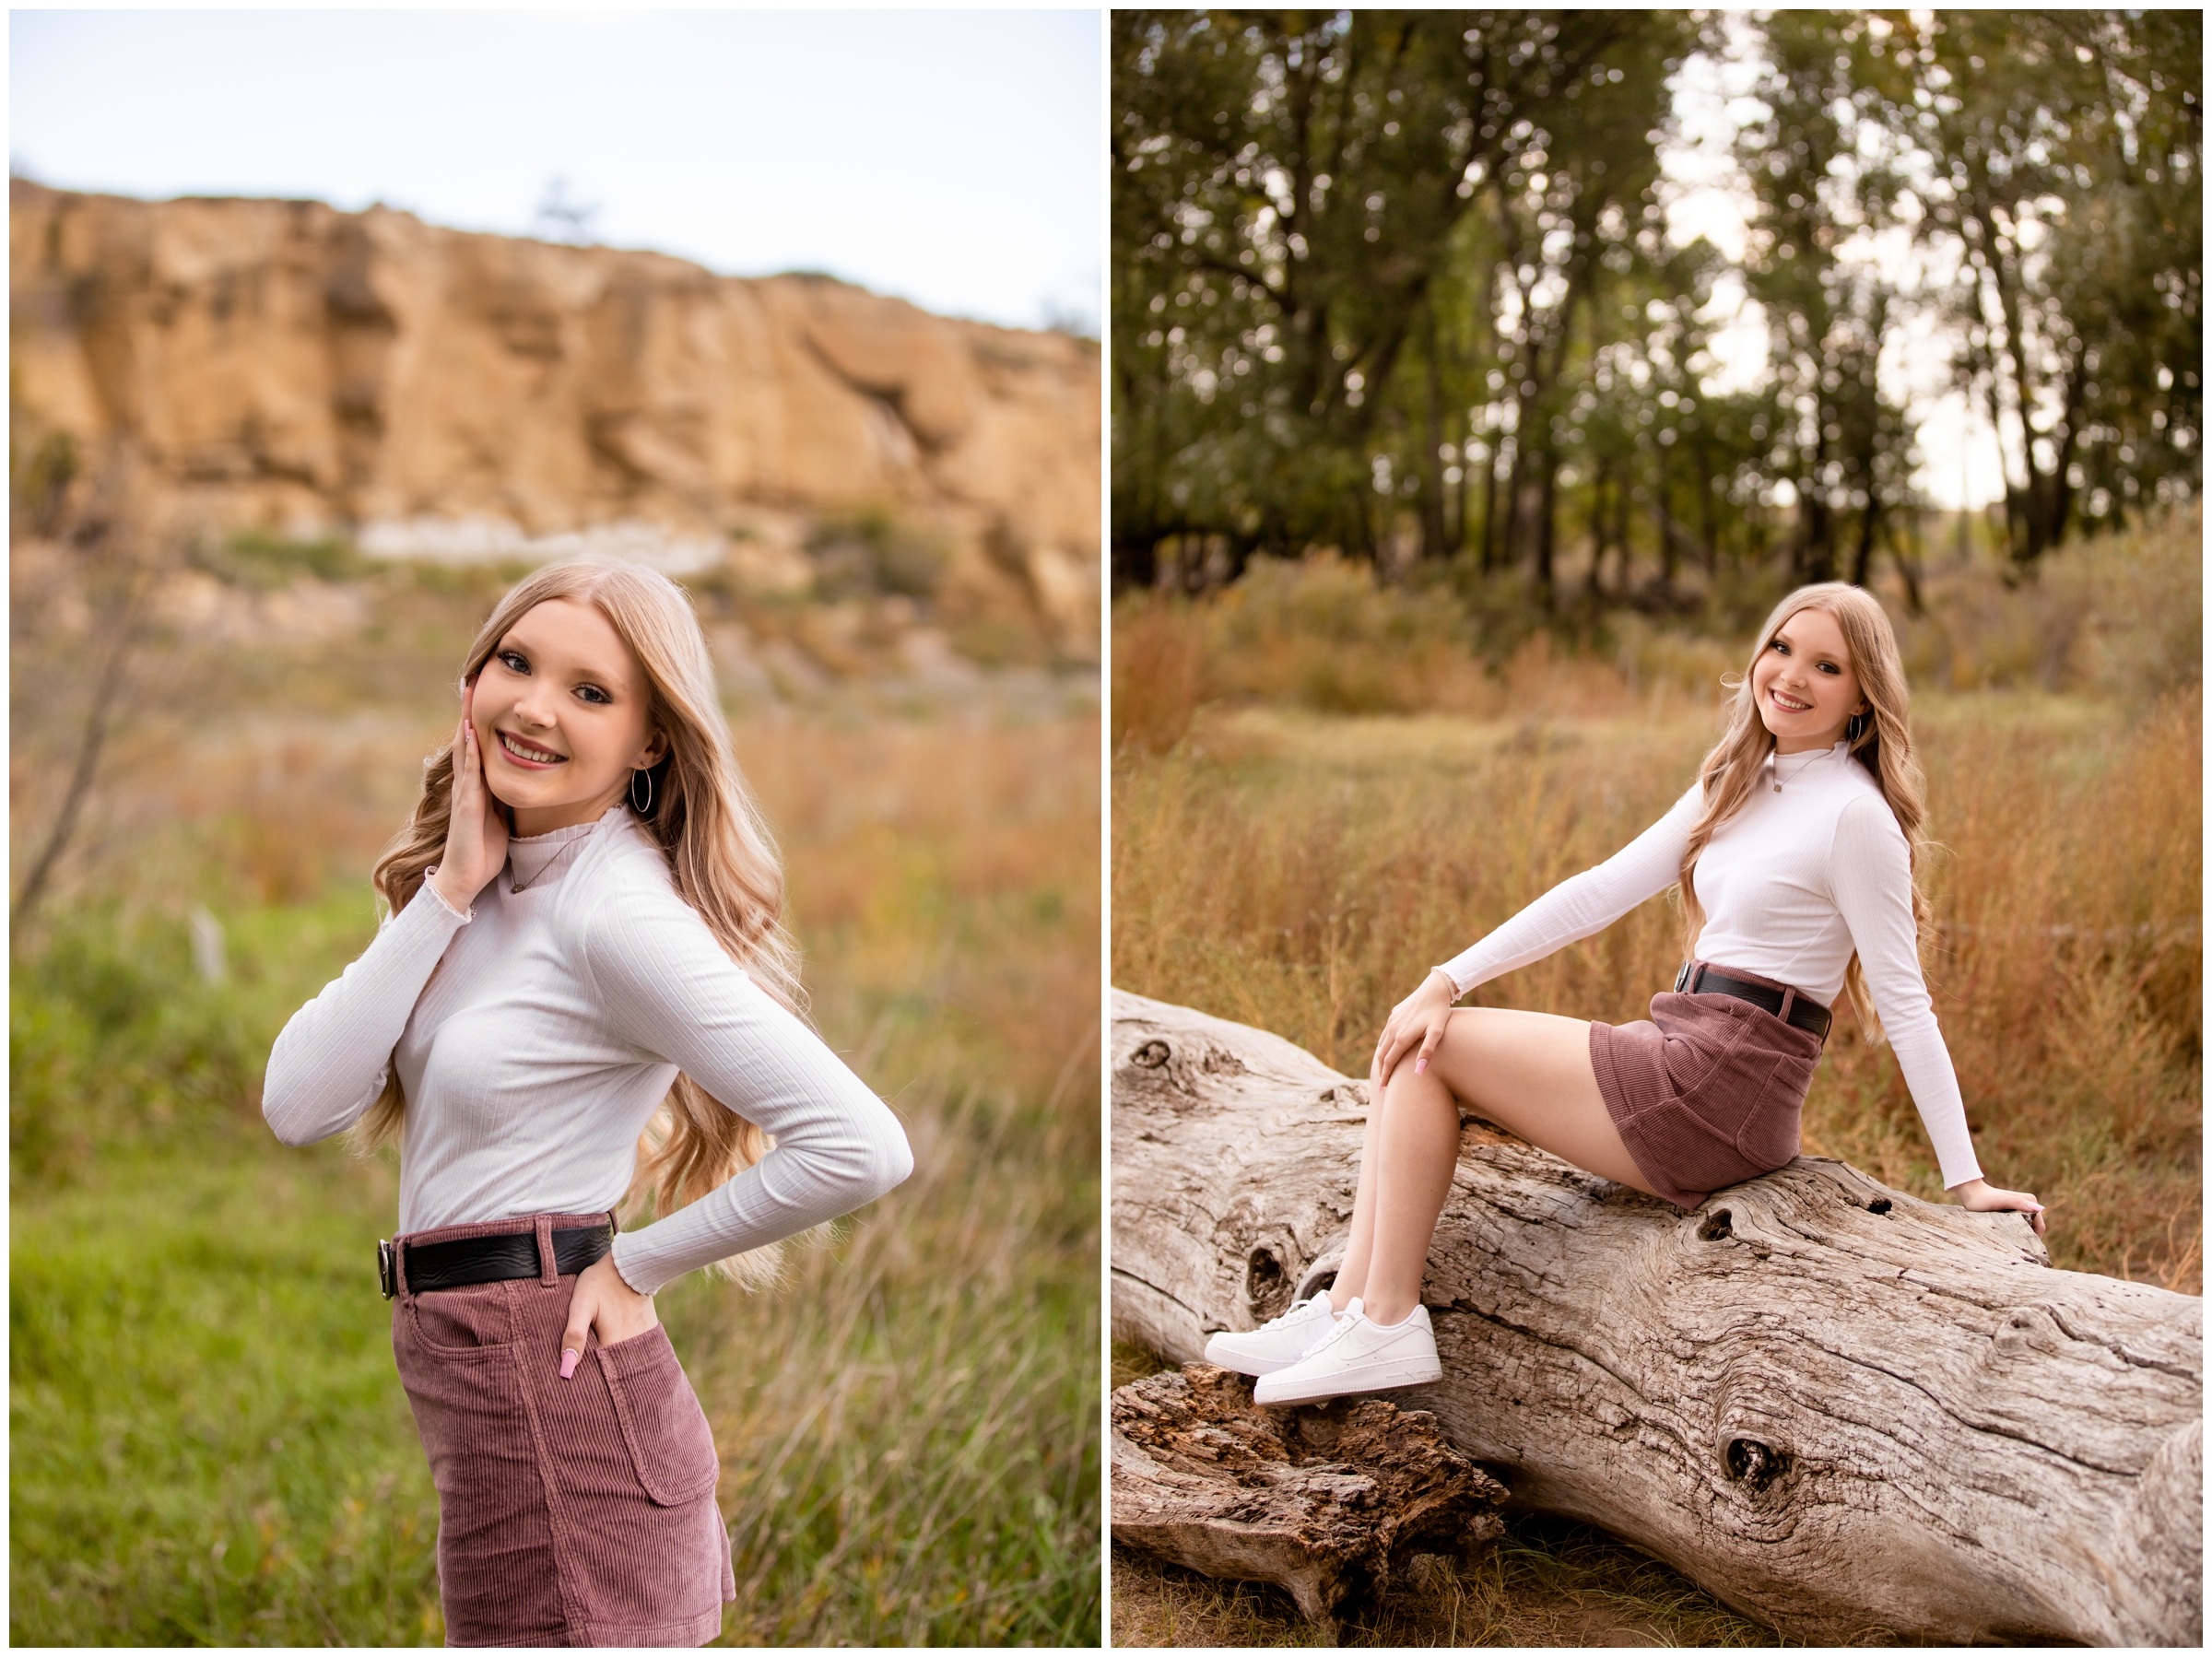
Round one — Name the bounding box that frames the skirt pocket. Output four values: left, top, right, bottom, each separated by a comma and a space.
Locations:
402, 1279, 517, 1357
1595, 983, 1825, 1209
595, 1325, 722, 1507
1655, 995, 1751, 1097
1733, 1045, 1815, 1169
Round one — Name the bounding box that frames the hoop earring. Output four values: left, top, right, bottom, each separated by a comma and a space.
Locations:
629, 767, 653, 816
1846, 711, 1866, 744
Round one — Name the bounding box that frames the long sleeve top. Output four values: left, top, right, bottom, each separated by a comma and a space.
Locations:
1435, 741, 1983, 1189
263, 805, 914, 1294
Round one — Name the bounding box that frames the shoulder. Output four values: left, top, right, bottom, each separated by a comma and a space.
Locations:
1832, 761, 1900, 822
558, 814, 708, 947
1830, 770, 1908, 862
593, 812, 686, 896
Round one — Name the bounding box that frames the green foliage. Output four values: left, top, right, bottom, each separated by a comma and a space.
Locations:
191, 532, 379, 590
1876, 10, 2202, 559
1112, 9, 2200, 603
11, 908, 270, 1188
1112, 10, 1700, 574
11, 424, 79, 536
398, 558, 540, 604
1735, 13, 1918, 586
806, 509, 948, 602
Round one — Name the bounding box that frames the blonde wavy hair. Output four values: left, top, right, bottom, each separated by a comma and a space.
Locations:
351, 559, 800, 1287
1678, 582, 1932, 1044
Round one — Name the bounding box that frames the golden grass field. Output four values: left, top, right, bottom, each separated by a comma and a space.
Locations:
10, 551, 1101, 1646
1109, 511, 2199, 1645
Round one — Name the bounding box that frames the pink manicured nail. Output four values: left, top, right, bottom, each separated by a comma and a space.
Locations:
1414, 1058, 1427, 1075
559, 1349, 580, 1380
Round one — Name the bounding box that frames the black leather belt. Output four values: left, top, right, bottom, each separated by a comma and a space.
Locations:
1674, 962, 1832, 1042
379, 1223, 614, 1299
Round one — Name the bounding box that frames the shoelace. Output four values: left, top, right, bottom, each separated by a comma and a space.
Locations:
1258, 1294, 1328, 1331
1295, 1308, 1361, 1360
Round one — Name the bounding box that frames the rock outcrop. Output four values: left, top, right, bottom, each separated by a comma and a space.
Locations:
8, 182, 1100, 656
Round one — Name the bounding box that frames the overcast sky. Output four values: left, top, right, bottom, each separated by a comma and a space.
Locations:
10, 7, 1102, 334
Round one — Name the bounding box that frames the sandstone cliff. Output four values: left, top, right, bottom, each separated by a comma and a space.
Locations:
8, 182, 1100, 658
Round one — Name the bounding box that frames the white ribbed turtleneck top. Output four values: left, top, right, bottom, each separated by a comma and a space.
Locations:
1435, 741, 1982, 1189
263, 805, 914, 1294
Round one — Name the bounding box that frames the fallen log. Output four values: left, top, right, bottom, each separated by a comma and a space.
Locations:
1109, 988, 2203, 1647
1112, 1362, 1506, 1633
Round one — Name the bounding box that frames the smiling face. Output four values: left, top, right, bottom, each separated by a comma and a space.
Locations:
1749, 604, 1868, 755
468, 596, 665, 838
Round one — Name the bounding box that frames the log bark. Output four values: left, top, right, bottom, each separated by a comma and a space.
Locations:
1110, 989, 2203, 1647
1112, 1363, 1506, 1632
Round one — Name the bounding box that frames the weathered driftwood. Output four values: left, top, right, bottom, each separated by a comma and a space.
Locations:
1112, 1362, 1506, 1630
1110, 988, 2204, 1647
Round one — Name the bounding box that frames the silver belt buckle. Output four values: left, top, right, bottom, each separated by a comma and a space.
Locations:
378, 1239, 397, 1299
1673, 961, 1693, 994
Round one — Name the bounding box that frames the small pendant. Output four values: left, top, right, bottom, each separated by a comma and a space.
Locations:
1771, 783, 1782, 793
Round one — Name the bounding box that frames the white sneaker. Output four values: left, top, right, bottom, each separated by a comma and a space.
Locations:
1252, 1297, 1442, 1404
1202, 1291, 1343, 1377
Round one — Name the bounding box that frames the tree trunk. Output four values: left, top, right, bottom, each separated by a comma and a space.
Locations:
1110, 989, 2203, 1648
1695, 440, 1720, 580
1896, 510, 1927, 615
1419, 304, 1449, 561
1112, 1364, 1507, 1633
1534, 457, 1558, 611
1450, 405, 1468, 558
1849, 492, 1881, 589
1584, 457, 1612, 605
1477, 439, 1501, 575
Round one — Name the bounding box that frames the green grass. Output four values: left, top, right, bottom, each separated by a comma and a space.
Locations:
12, 1144, 442, 1644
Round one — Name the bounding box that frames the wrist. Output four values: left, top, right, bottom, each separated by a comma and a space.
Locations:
425, 866, 470, 916
1428, 967, 1461, 1001
605, 1241, 649, 1298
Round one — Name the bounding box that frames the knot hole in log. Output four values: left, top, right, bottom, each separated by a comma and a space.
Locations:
1867, 1198, 1893, 1215
1725, 1437, 1789, 1489
1698, 1208, 1734, 1241
1245, 1247, 1293, 1322
1132, 1039, 1171, 1068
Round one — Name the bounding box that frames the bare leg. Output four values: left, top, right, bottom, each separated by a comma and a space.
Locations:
1345, 1006, 1656, 1325
1329, 1090, 1383, 1312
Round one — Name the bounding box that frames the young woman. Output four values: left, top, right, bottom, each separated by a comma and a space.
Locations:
1205, 582, 2046, 1405
263, 560, 912, 1645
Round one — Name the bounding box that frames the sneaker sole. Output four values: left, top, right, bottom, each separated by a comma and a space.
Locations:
1253, 1354, 1443, 1405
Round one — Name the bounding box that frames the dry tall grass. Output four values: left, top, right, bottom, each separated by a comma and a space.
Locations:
1115, 692, 2198, 1289
1113, 507, 2202, 748
1113, 511, 2201, 1294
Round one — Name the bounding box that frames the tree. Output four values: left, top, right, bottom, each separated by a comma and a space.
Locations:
1111, 10, 1685, 586
1881, 10, 2200, 566
1735, 12, 1919, 587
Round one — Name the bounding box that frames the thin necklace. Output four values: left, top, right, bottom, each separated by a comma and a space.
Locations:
1770, 746, 1827, 793
511, 825, 583, 893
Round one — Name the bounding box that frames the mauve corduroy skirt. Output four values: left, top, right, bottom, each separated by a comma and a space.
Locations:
1588, 961, 1828, 1210
390, 1211, 735, 1648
